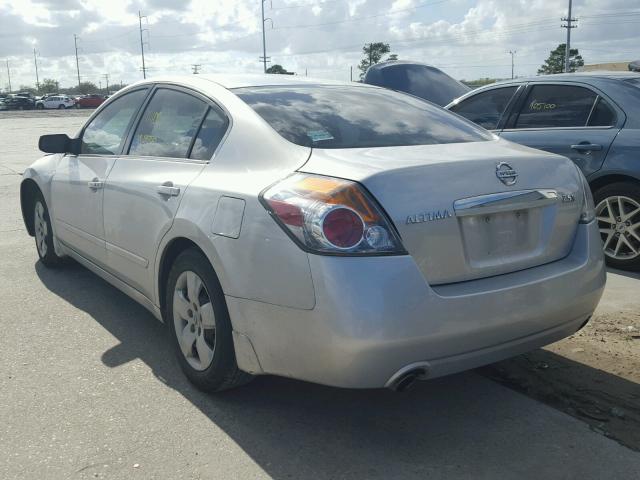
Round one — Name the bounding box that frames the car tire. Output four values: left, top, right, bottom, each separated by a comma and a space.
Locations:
593, 182, 640, 271
165, 248, 252, 392
58, 104, 64, 109
33, 193, 65, 268
76, 103, 81, 109
36, 104, 44, 110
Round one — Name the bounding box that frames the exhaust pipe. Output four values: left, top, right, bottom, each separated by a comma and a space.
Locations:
386, 364, 429, 392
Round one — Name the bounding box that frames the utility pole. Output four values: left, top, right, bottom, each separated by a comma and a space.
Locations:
561, 0, 577, 73
260, 0, 272, 73
350, 65, 353, 82
139, 11, 148, 79
6, 59, 12, 93
33, 48, 40, 91
191, 64, 201, 74
102, 74, 110, 94
73, 34, 81, 89
508, 50, 516, 79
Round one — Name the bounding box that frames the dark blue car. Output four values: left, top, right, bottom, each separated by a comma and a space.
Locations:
447, 72, 640, 271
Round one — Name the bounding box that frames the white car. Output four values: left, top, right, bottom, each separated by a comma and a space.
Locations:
36, 95, 75, 110
21, 75, 606, 392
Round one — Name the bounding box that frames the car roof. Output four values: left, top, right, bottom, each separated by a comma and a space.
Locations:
487, 71, 640, 87
128, 74, 372, 91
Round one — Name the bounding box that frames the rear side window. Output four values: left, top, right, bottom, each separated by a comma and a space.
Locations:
129, 89, 208, 158
189, 105, 229, 160
234, 85, 491, 148
81, 89, 148, 155
450, 86, 518, 130
515, 85, 597, 129
588, 98, 616, 126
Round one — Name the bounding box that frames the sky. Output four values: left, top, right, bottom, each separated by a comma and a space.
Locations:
0, 0, 638, 91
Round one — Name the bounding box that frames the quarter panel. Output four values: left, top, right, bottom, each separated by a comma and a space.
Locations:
594, 128, 640, 182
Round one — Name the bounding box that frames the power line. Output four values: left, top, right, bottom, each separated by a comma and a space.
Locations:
562, 0, 577, 73
73, 34, 81, 88
139, 11, 148, 79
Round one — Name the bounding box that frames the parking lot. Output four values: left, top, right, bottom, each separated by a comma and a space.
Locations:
1, 110, 639, 479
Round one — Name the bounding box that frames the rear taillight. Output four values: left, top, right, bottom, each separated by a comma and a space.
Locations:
260, 173, 405, 255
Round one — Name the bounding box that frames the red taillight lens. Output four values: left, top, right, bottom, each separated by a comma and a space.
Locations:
260, 173, 404, 255
321, 207, 365, 249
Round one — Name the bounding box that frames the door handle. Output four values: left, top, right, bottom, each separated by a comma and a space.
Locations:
157, 182, 180, 197
571, 143, 602, 152
88, 178, 104, 189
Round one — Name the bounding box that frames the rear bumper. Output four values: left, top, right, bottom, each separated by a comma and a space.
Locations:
227, 221, 606, 388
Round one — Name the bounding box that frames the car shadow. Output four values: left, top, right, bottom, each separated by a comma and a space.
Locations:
35, 260, 640, 478
607, 267, 640, 280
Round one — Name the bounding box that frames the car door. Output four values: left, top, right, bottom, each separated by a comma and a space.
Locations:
103, 85, 230, 299
448, 84, 522, 132
499, 83, 622, 177
50, 88, 150, 267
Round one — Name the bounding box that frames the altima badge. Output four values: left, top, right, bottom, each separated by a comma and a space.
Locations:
496, 162, 518, 186
406, 210, 452, 224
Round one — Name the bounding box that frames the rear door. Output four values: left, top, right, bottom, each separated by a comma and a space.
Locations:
103, 85, 230, 299
51, 88, 149, 267
499, 83, 622, 177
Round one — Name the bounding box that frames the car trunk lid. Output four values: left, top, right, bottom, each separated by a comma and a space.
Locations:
300, 139, 584, 285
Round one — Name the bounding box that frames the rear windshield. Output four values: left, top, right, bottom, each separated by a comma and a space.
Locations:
234, 85, 491, 148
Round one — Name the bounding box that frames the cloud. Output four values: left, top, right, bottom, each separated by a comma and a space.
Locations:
1, 0, 638, 90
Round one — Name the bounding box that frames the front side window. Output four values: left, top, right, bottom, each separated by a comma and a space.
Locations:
81, 89, 148, 155
515, 85, 597, 129
129, 89, 208, 158
234, 85, 492, 149
450, 86, 518, 130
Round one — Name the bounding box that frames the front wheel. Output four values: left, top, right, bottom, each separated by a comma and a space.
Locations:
594, 182, 640, 271
58, 104, 65, 109
166, 249, 252, 392
33, 195, 65, 267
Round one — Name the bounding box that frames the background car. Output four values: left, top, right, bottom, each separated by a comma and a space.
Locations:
363, 60, 471, 106
76, 94, 107, 109
21, 75, 604, 393
447, 72, 640, 270
36, 95, 76, 109
2, 95, 35, 110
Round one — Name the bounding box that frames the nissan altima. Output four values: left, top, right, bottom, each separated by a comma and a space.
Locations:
21, 75, 606, 392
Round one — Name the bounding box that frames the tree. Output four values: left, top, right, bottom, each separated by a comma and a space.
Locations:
357, 42, 396, 79
18, 85, 37, 94
67, 81, 99, 95
266, 64, 294, 75
40, 78, 60, 94
538, 43, 584, 74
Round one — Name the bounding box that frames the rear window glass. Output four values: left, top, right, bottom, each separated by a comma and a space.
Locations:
234, 85, 491, 148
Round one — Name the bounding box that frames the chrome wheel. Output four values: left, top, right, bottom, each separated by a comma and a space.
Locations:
173, 271, 216, 371
596, 195, 640, 260
34, 201, 48, 258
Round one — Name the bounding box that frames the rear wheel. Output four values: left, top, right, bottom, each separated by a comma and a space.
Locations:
57, 104, 64, 109
166, 249, 251, 392
594, 182, 640, 271
36, 104, 44, 110
33, 194, 65, 268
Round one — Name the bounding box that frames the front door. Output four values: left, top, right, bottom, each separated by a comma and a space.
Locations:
499, 83, 621, 178
51, 88, 150, 267
103, 87, 229, 300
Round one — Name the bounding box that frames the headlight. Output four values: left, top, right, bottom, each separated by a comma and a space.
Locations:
260, 173, 405, 255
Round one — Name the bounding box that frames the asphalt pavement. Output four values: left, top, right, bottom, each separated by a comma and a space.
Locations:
1, 111, 639, 479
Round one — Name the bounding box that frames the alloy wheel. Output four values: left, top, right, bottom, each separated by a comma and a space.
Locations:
34, 201, 48, 258
596, 195, 640, 260
173, 271, 216, 371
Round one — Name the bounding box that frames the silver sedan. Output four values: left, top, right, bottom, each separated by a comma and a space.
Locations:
21, 75, 606, 392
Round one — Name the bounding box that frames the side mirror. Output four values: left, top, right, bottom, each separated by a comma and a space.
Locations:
38, 134, 81, 155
